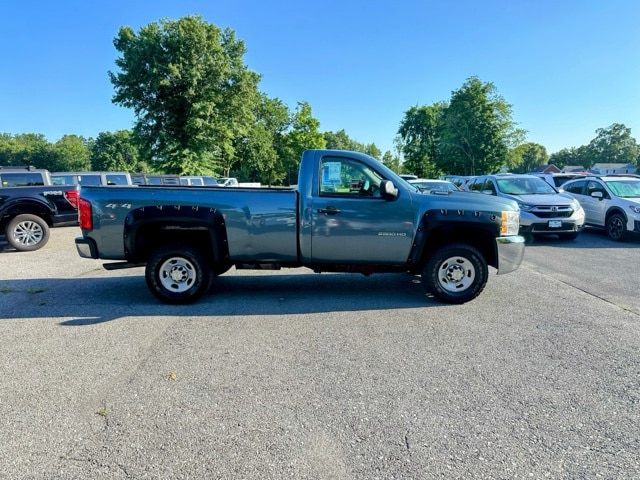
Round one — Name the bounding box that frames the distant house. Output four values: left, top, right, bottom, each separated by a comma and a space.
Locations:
590, 163, 637, 175
530, 164, 561, 174
562, 165, 588, 173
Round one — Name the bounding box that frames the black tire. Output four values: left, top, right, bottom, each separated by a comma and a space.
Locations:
422, 243, 488, 304
558, 232, 579, 241
6, 214, 50, 252
145, 244, 212, 304
606, 213, 628, 241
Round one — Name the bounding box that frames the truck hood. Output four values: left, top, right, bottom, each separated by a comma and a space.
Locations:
414, 191, 519, 212
501, 192, 575, 205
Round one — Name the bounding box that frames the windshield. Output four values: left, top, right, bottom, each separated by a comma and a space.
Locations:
605, 180, 640, 198
496, 177, 556, 195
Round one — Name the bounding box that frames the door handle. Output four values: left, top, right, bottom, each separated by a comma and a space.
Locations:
317, 206, 341, 215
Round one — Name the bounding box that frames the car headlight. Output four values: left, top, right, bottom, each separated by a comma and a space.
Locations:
629, 205, 640, 214
501, 210, 520, 236
518, 203, 534, 212
571, 199, 583, 211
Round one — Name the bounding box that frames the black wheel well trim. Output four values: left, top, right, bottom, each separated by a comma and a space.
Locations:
0, 201, 54, 226
123, 206, 229, 265
410, 212, 500, 270
606, 207, 627, 222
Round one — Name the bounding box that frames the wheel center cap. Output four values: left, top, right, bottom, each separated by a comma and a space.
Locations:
448, 265, 465, 282
170, 266, 188, 282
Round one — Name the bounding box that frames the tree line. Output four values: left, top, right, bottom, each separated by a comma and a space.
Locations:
1, 15, 638, 182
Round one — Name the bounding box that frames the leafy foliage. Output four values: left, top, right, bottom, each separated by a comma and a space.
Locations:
90, 130, 143, 172
586, 123, 639, 167
397, 103, 446, 177
109, 15, 261, 175
509, 142, 549, 173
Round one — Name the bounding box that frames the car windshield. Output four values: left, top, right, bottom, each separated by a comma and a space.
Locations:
496, 177, 556, 195
605, 180, 640, 198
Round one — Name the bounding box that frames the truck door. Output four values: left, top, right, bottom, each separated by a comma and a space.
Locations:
310, 156, 415, 263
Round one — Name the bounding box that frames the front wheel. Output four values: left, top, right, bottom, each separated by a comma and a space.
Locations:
145, 244, 212, 304
6, 214, 50, 251
422, 243, 488, 304
606, 213, 628, 241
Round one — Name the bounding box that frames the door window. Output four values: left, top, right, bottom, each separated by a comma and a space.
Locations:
319, 157, 384, 197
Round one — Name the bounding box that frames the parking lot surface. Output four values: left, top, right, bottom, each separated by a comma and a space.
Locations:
1, 227, 639, 479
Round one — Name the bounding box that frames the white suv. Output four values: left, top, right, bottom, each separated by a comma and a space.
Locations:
561, 175, 640, 241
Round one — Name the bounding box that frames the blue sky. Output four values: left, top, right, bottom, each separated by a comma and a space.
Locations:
1, 0, 638, 156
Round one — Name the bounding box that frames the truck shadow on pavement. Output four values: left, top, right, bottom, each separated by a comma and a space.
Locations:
0, 271, 438, 325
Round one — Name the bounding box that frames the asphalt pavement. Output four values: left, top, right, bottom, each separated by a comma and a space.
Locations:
1, 227, 639, 479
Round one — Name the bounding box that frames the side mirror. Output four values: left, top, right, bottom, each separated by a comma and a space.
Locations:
380, 180, 398, 200
591, 191, 603, 200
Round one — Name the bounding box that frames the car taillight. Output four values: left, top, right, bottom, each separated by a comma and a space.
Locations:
64, 189, 79, 209
78, 197, 93, 230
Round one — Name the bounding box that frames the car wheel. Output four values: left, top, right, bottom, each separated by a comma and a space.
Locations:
145, 244, 212, 304
6, 214, 50, 251
606, 213, 628, 241
421, 243, 488, 304
558, 232, 579, 240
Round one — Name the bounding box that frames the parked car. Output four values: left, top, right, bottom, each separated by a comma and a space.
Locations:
179, 176, 205, 186
440, 175, 475, 189
464, 174, 585, 240
131, 174, 181, 186
530, 172, 587, 189
51, 171, 132, 186
408, 179, 460, 193
399, 174, 418, 181
561, 175, 640, 241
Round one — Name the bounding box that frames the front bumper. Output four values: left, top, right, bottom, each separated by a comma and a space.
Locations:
519, 221, 584, 235
495, 235, 525, 275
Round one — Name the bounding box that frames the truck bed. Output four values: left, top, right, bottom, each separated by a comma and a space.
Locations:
81, 185, 299, 261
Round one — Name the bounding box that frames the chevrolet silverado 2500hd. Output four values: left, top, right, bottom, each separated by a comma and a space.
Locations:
75, 149, 525, 304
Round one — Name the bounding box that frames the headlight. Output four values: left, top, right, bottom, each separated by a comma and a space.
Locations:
501, 210, 520, 236
518, 203, 534, 212
629, 205, 640, 214
571, 199, 583, 211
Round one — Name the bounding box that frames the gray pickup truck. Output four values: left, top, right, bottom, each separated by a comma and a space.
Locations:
75, 149, 525, 304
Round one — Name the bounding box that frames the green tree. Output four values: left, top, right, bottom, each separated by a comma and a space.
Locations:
90, 130, 142, 172
381, 150, 401, 172
278, 101, 326, 186
49, 135, 91, 172
323, 129, 361, 151
549, 145, 592, 171
0, 133, 52, 168
586, 123, 639, 167
440, 77, 520, 175
109, 15, 261, 175
509, 142, 548, 173
235, 94, 290, 185
397, 103, 446, 178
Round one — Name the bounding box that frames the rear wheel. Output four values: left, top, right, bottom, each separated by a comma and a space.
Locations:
422, 243, 488, 304
6, 214, 50, 251
606, 213, 628, 241
145, 244, 212, 304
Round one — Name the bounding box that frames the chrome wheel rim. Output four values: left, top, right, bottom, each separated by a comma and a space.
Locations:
436, 256, 476, 293
13, 220, 44, 246
158, 256, 196, 293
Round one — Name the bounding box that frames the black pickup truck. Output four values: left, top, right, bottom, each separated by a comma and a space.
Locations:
0, 166, 79, 251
